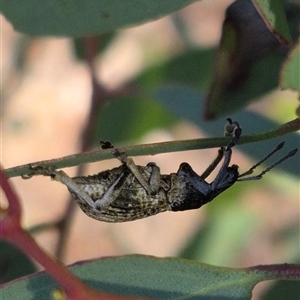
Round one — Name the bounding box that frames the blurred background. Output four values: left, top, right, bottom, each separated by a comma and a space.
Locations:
1, 0, 299, 298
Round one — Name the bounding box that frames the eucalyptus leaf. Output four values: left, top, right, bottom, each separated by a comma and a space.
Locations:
252, 0, 292, 44
1, 255, 298, 300
203, 0, 293, 119
1, 0, 198, 37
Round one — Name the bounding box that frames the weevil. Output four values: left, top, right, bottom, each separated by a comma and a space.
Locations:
24, 119, 297, 222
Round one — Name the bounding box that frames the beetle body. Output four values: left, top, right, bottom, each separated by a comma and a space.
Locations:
68, 162, 239, 222
25, 119, 297, 223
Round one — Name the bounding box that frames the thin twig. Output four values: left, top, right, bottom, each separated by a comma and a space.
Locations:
4, 117, 300, 179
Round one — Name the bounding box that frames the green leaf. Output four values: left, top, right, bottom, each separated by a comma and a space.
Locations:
204, 52, 286, 119
203, 0, 295, 119
134, 5, 299, 120
252, 0, 292, 45
136, 48, 217, 91
1, 0, 198, 37
1, 255, 299, 299
202, 2, 299, 119
280, 43, 300, 92
0, 241, 37, 284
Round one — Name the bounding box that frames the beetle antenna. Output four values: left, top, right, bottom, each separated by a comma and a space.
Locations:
237, 147, 297, 181
238, 142, 285, 178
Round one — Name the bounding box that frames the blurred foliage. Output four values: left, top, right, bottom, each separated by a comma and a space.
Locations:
280, 42, 300, 92
73, 32, 116, 61
136, 48, 216, 90
1, 0, 299, 299
261, 279, 300, 300
93, 96, 176, 145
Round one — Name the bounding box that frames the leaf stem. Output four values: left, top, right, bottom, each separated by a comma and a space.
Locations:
248, 263, 300, 280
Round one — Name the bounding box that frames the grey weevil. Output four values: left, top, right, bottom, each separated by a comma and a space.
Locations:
25, 119, 297, 222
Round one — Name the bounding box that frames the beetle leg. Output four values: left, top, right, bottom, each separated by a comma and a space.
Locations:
177, 162, 211, 196
209, 118, 242, 188
225, 118, 242, 149
111, 145, 160, 195
145, 162, 161, 193
29, 165, 134, 210
201, 147, 225, 179
93, 169, 131, 208
201, 119, 241, 180
27, 166, 97, 209
211, 147, 233, 190
125, 158, 160, 195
